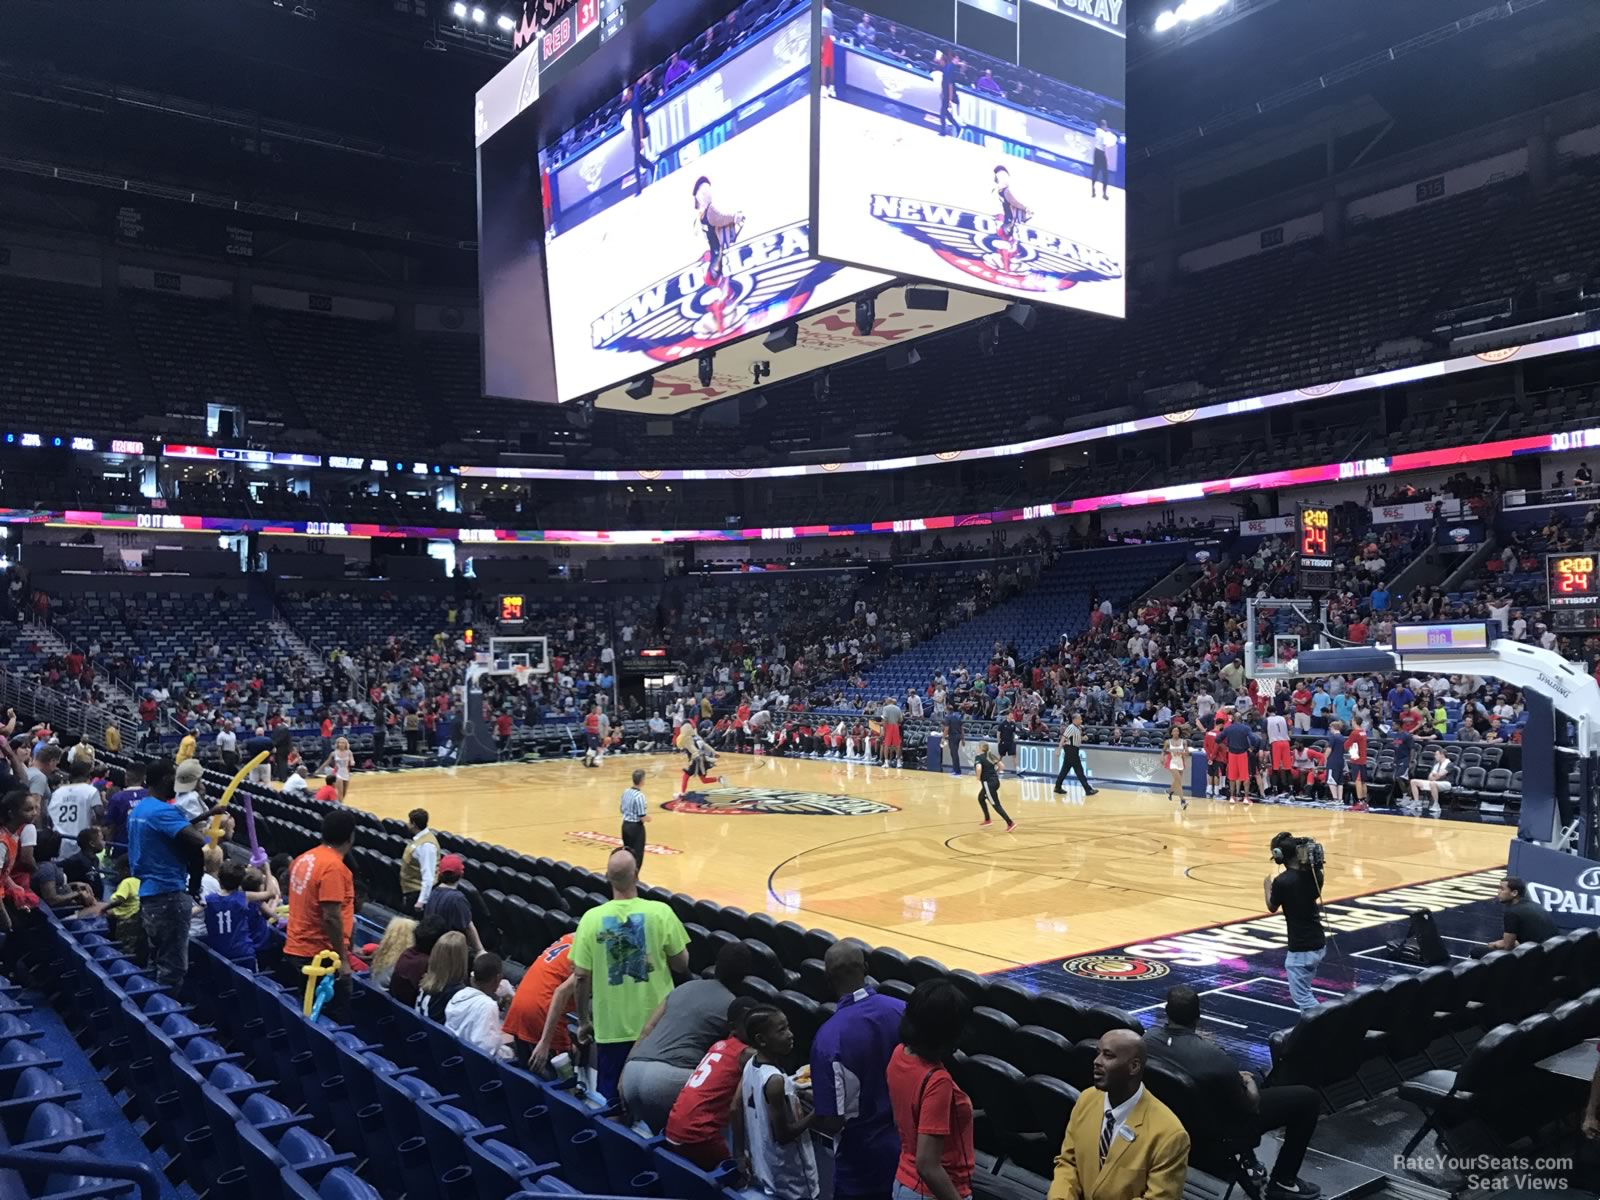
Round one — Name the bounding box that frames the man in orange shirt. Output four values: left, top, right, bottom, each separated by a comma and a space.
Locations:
277, 808, 358, 1021
503, 933, 576, 1073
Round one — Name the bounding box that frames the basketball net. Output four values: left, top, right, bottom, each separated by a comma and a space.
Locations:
1255, 677, 1280, 699
511, 665, 532, 689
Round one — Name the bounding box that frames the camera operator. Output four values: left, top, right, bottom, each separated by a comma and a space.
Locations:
1265, 832, 1326, 1012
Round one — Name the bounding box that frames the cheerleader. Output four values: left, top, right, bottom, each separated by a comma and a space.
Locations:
316, 736, 355, 803
1163, 727, 1188, 809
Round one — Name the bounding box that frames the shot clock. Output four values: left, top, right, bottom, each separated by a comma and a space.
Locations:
1297, 507, 1334, 591
1548, 553, 1600, 608
499, 594, 527, 626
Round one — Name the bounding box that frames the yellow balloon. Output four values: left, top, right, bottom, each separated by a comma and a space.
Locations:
206, 750, 272, 847
301, 949, 342, 1016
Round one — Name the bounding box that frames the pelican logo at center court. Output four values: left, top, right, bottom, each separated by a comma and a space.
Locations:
663, 786, 899, 816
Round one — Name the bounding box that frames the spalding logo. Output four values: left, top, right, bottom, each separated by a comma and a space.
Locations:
868, 195, 1121, 293
663, 786, 899, 816
1577, 866, 1600, 890
589, 219, 843, 362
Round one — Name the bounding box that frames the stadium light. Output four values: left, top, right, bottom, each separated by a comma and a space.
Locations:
470, 6, 486, 24
495, 13, 514, 31
1153, 0, 1228, 34
451, 1, 467, 16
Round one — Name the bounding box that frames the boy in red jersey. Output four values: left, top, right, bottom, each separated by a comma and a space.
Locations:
664, 997, 762, 1169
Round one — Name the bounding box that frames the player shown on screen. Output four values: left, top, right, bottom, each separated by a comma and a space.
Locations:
933, 50, 964, 138
991, 165, 1033, 275
693, 175, 746, 334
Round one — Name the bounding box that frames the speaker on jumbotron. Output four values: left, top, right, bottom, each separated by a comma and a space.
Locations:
905, 287, 949, 311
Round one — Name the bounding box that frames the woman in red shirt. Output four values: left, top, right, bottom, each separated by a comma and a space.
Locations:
887, 981, 973, 1200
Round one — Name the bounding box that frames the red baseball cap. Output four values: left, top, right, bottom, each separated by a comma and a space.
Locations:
438, 854, 466, 876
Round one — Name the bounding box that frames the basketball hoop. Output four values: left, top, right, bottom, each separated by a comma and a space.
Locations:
1255, 677, 1279, 698
511, 665, 533, 689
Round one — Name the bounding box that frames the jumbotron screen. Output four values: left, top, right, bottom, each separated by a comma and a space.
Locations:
814, 0, 1126, 317
534, 0, 881, 402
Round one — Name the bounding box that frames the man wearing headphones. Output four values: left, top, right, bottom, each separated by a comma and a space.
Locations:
1265, 833, 1326, 1012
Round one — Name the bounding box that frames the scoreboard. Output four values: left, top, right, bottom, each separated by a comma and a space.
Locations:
535, 0, 651, 95
1297, 507, 1334, 591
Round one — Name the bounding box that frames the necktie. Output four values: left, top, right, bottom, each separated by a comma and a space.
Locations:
1099, 1110, 1117, 1166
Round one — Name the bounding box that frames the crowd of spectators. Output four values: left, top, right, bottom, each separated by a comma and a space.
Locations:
828, 0, 1115, 130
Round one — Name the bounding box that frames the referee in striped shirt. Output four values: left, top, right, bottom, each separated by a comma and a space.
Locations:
620, 768, 649, 869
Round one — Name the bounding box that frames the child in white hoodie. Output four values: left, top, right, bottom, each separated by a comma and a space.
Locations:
445, 952, 513, 1060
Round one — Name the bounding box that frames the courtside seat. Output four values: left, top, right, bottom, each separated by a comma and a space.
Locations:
1398, 1016, 1563, 1154
1031, 993, 1089, 1044
867, 946, 913, 985
795, 959, 830, 1002
961, 1007, 1020, 1060
741, 938, 788, 987
1010, 1025, 1075, 1084
736, 975, 781, 1007
1144, 1056, 1258, 1186
1078, 1003, 1142, 1040
1016, 1075, 1079, 1175
946, 969, 991, 1009
981, 979, 1037, 1028
1266, 1000, 1366, 1094
951, 1053, 1029, 1163
776, 991, 826, 1052
877, 979, 915, 1006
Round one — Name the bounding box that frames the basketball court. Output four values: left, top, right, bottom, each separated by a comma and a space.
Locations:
340, 752, 1513, 976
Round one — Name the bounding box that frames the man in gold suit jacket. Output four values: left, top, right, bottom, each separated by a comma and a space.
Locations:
1048, 1029, 1190, 1200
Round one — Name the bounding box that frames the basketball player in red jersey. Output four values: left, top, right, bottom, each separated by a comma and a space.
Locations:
693, 176, 744, 335
1204, 713, 1228, 798
992, 166, 1033, 276
819, 4, 836, 98
664, 997, 762, 1168
1345, 719, 1370, 810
